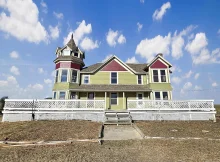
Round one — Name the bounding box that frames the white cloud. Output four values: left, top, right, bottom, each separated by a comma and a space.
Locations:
49, 25, 60, 40
181, 81, 192, 94
212, 82, 218, 87
194, 85, 202, 91
53, 12, 63, 19
38, 68, 44, 74
153, 2, 171, 21
40, 0, 47, 14
185, 33, 208, 55
140, 0, 144, 3
126, 57, 139, 63
28, 83, 44, 91
63, 20, 92, 45
0, 0, 48, 43
118, 34, 126, 44
194, 73, 200, 80
80, 37, 99, 51
135, 33, 171, 62
171, 65, 181, 73
10, 66, 20, 75
171, 25, 197, 59
9, 51, 19, 59
171, 76, 182, 85
106, 29, 118, 47
184, 70, 193, 79
137, 22, 143, 32
102, 54, 113, 63
44, 79, 52, 84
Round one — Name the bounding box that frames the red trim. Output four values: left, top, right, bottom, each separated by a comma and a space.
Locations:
55, 62, 80, 69
151, 60, 167, 69
101, 60, 127, 71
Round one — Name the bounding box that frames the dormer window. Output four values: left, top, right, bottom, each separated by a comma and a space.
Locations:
74, 52, 78, 57
63, 50, 70, 56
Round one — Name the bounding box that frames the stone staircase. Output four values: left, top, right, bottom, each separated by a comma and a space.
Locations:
104, 111, 132, 125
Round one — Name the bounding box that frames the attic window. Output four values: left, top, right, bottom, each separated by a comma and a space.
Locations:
74, 53, 78, 57
63, 50, 70, 56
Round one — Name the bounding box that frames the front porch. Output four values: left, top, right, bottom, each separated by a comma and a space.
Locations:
2, 99, 216, 122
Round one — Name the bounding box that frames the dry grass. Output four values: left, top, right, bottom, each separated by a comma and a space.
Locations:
0, 120, 101, 141
1, 140, 220, 162
136, 120, 220, 139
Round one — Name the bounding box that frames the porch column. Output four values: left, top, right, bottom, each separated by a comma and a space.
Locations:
123, 92, 125, 109
105, 92, 107, 109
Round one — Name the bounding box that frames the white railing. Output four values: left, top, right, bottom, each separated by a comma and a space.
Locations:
4, 99, 105, 110
127, 100, 215, 111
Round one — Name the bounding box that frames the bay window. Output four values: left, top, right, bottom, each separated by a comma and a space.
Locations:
55, 70, 59, 82
71, 70, 77, 83
53, 92, 57, 99
59, 92, 66, 99
61, 70, 68, 82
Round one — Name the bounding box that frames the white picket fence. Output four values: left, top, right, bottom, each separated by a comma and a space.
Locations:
4, 99, 106, 110
127, 100, 215, 111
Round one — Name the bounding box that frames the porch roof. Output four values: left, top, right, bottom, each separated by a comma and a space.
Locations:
69, 84, 152, 92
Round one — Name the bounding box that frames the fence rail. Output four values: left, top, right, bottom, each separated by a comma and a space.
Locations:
127, 100, 215, 111
4, 99, 105, 110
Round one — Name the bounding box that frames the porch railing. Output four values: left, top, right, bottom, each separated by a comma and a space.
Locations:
3, 99, 105, 110
127, 100, 215, 111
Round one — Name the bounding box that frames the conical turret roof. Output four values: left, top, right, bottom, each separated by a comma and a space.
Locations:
66, 34, 77, 51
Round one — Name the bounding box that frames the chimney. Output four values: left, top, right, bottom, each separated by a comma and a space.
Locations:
156, 53, 163, 57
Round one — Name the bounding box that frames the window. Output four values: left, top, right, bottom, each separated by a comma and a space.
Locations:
63, 50, 70, 56
84, 75, 89, 84
111, 93, 117, 105
74, 53, 78, 57
160, 70, 166, 82
55, 70, 59, 82
53, 92, 56, 99
111, 72, 117, 84
153, 70, 159, 82
70, 92, 76, 99
88, 92, 94, 100
155, 92, 161, 100
138, 75, 142, 84
59, 92, 65, 99
163, 92, 168, 100
153, 70, 167, 82
61, 70, 68, 82
71, 70, 77, 83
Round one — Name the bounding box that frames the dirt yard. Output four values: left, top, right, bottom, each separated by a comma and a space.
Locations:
0, 120, 101, 141
1, 140, 220, 162
136, 120, 220, 138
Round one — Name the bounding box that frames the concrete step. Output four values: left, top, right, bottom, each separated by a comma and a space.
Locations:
104, 111, 132, 125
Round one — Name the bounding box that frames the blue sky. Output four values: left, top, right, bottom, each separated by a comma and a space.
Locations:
0, 0, 220, 103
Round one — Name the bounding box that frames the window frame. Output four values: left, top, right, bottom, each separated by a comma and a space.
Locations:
84, 75, 90, 84
137, 75, 143, 84
154, 91, 169, 100
53, 92, 57, 99
110, 92, 118, 105
71, 70, 78, 83
61, 69, 68, 82
110, 72, 118, 84
152, 69, 167, 83
59, 91, 66, 99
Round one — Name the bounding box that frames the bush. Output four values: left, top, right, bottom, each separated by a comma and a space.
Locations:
0, 96, 8, 113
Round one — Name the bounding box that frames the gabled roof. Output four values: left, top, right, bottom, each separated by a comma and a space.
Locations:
81, 55, 148, 74
145, 54, 172, 69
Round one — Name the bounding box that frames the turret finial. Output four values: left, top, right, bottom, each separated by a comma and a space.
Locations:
71, 33, 73, 39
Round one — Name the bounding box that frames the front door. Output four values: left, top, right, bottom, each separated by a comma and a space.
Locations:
87, 92, 94, 108
137, 93, 144, 108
